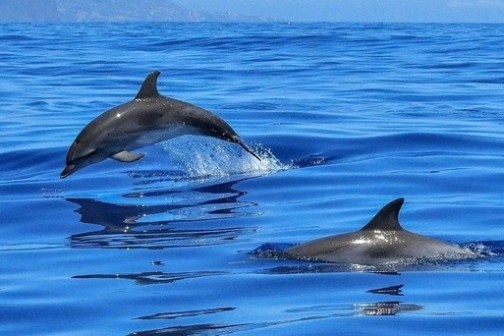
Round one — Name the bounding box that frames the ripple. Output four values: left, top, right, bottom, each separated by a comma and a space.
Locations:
73, 270, 226, 285
129, 322, 248, 336
136, 307, 235, 320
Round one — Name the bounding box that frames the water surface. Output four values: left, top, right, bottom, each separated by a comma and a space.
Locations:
1, 22, 504, 335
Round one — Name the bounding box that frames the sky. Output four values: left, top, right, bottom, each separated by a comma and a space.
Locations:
175, 0, 504, 23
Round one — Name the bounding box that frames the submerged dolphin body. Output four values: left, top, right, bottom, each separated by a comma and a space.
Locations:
286, 198, 477, 266
61, 71, 260, 178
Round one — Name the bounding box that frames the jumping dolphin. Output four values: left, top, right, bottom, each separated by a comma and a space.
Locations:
286, 198, 477, 265
61, 71, 260, 178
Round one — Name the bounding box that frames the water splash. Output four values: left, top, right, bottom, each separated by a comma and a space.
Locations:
463, 241, 500, 257
158, 136, 289, 180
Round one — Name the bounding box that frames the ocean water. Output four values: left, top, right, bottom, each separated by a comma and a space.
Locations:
1, 22, 504, 335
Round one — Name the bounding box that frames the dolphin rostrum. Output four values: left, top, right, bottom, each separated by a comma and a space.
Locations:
286, 198, 476, 266
61, 70, 260, 178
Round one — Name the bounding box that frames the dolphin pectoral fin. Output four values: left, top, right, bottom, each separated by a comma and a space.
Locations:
112, 151, 145, 162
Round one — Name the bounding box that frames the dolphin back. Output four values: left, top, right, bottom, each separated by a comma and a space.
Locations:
284, 198, 477, 265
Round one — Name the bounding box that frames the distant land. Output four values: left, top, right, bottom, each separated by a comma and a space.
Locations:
0, 0, 274, 23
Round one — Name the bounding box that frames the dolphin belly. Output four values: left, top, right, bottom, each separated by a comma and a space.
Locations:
125, 124, 199, 151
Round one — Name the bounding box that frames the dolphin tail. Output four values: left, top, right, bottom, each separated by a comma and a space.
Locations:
234, 137, 261, 161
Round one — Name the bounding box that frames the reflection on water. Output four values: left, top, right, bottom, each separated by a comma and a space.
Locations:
285, 284, 422, 318
73, 270, 226, 285
126, 282, 422, 335
358, 284, 422, 316
67, 176, 262, 336
129, 322, 247, 336
367, 284, 404, 296
353, 301, 422, 316
67, 178, 259, 249
136, 307, 236, 320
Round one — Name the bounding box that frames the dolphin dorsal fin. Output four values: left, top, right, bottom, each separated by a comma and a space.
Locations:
135, 71, 161, 99
360, 198, 405, 231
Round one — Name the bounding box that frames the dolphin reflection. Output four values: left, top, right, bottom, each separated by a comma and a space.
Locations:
354, 301, 422, 316
67, 178, 258, 249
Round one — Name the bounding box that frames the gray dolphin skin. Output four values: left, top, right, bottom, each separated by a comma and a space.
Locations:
61, 70, 260, 178
286, 198, 476, 265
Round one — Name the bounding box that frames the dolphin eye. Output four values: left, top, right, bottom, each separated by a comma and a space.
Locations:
75, 140, 80, 144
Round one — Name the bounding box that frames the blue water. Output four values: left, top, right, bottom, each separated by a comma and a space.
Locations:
1, 22, 504, 335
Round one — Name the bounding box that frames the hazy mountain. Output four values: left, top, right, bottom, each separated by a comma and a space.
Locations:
0, 0, 273, 23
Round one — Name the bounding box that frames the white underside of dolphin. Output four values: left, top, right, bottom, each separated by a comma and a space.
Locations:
61, 70, 260, 178
286, 198, 477, 266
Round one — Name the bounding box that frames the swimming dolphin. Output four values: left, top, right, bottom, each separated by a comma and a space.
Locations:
286, 198, 476, 265
61, 70, 260, 178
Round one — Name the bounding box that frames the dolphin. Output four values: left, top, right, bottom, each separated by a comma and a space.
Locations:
61, 70, 260, 178
285, 198, 477, 266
